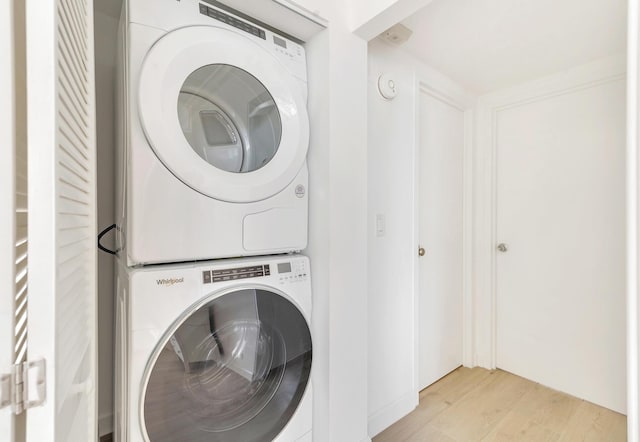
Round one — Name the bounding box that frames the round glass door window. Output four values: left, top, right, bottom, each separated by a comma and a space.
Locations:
142, 288, 312, 442
178, 65, 283, 174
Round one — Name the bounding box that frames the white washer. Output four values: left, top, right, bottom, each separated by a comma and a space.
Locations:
115, 255, 313, 441
116, 0, 310, 266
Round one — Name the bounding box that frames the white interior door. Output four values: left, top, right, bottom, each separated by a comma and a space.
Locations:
0, 0, 16, 437
418, 91, 464, 390
496, 78, 626, 413
25, 0, 98, 440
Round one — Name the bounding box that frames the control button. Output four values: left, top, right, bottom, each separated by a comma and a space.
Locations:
202, 271, 212, 284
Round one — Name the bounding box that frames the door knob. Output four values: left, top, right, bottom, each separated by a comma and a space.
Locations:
418, 247, 426, 257
497, 243, 508, 253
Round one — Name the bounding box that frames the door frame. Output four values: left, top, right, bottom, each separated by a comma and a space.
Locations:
413, 72, 475, 393
473, 55, 627, 370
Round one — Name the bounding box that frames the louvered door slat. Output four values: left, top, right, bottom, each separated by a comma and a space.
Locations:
58, 115, 90, 157
57, 6, 88, 72
58, 151, 90, 188
61, 0, 88, 50
58, 86, 89, 131
58, 215, 90, 231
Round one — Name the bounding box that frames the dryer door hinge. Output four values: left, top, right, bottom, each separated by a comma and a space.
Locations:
0, 359, 46, 415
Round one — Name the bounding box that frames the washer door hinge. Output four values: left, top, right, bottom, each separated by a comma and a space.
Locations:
0, 359, 46, 415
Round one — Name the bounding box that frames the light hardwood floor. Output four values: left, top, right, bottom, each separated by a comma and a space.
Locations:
373, 368, 627, 442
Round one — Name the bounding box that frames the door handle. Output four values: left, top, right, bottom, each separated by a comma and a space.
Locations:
497, 243, 508, 253
418, 247, 426, 257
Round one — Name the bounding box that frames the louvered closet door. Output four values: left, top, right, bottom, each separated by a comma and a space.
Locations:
26, 0, 97, 440
0, 0, 17, 438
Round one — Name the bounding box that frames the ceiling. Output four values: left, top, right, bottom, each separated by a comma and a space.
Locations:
400, 0, 627, 94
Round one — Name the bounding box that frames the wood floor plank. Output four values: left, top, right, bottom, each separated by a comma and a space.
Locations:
418, 367, 495, 424
510, 383, 582, 432
559, 401, 626, 441
430, 370, 534, 440
481, 382, 581, 441
408, 424, 457, 442
374, 367, 492, 442
374, 368, 627, 442
421, 367, 495, 405
481, 410, 562, 441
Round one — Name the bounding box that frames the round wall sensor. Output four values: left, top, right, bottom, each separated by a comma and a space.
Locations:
378, 74, 398, 100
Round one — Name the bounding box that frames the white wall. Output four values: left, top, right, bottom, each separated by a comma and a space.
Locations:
367, 40, 473, 436
305, 3, 369, 440
367, 41, 418, 437
94, 9, 118, 437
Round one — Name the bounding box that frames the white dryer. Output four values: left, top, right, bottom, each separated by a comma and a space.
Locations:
116, 0, 310, 266
115, 255, 313, 441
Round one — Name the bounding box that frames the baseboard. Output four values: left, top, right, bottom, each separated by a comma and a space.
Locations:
99, 412, 114, 439
367, 390, 418, 438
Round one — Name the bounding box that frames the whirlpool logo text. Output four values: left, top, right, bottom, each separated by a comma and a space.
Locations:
156, 277, 184, 287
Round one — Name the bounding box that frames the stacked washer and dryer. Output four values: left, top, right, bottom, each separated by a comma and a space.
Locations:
114, 1, 313, 441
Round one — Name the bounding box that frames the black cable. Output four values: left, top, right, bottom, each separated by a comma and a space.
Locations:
98, 224, 119, 255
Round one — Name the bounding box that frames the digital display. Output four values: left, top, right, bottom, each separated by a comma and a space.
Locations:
278, 262, 292, 274
273, 35, 287, 49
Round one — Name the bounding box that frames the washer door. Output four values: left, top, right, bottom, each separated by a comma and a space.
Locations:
138, 26, 309, 203
141, 288, 312, 442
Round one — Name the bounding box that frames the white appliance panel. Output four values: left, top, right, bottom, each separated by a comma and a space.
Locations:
116, 255, 313, 442
117, 0, 310, 265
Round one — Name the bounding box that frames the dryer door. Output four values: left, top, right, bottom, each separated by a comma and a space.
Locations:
141, 287, 312, 442
138, 26, 309, 203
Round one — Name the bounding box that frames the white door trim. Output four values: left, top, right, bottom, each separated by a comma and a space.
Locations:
627, 0, 640, 437
413, 76, 475, 392
0, 0, 15, 437
473, 54, 627, 370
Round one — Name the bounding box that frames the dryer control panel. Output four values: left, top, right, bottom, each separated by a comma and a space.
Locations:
198, 0, 307, 81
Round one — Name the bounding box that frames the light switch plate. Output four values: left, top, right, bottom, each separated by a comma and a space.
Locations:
376, 214, 386, 237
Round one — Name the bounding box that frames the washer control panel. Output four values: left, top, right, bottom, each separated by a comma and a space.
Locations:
202, 265, 271, 284
202, 259, 309, 285
277, 259, 308, 284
